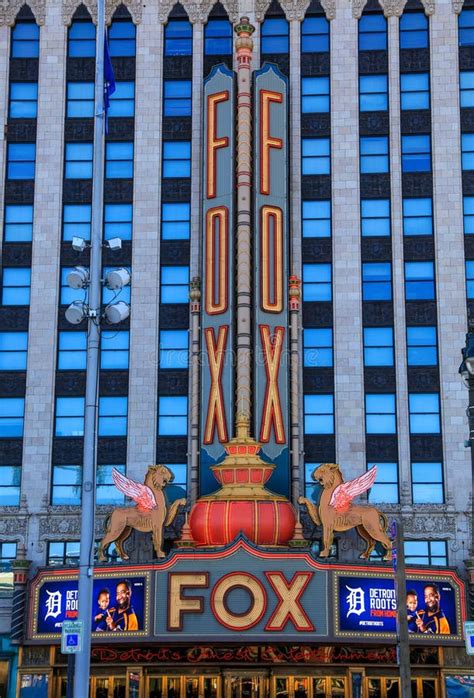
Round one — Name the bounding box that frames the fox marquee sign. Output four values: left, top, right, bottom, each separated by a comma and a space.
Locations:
27, 539, 466, 645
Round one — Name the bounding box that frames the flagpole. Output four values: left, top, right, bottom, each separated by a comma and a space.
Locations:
73, 0, 105, 693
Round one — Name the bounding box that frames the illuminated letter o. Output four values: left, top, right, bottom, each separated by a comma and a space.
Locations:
211, 573, 267, 630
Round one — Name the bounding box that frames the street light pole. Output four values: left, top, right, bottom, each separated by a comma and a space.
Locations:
459, 322, 474, 619
394, 519, 412, 697
72, 0, 105, 694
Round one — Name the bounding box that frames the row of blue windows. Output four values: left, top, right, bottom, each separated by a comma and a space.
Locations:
165, 19, 233, 56
359, 13, 428, 52
63, 203, 133, 241
66, 81, 135, 118
300, 198, 433, 239
301, 261, 435, 303
303, 326, 437, 368
359, 73, 430, 112
302, 392, 440, 435
459, 9, 474, 47
67, 20, 136, 58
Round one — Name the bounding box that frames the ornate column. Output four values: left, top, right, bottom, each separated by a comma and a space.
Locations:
234, 17, 255, 425
289, 276, 302, 505
10, 544, 31, 644
189, 277, 201, 502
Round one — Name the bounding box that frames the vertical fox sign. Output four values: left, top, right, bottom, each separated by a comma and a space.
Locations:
253, 64, 289, 497
201, 65, 236, 494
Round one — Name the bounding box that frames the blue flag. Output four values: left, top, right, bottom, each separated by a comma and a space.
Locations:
104, 31, 116, 131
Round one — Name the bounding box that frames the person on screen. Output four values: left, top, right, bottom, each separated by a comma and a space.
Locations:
406, 590, 419, 633
105, 579, 139, 631
415, 583, 450, 634
93, 588, 113, 632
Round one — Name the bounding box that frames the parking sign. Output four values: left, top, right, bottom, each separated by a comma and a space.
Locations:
464, 621, 474, 656
61, 620, 83, 654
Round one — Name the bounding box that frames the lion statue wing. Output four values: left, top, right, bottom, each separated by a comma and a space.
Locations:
112, 467, 157, 512
329, 465, 377, 513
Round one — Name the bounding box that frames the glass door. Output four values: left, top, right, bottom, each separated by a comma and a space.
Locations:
225, 674, 267, 698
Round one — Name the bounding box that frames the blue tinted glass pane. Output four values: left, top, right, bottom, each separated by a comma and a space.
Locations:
366, 393, 395, 413
162, 266, 189, 284
304, 415, 334, 434
364, 327, 393, 345
369, 483, 398, 503
366, 415, 396, 433
56, 397, 85, 416
412, 484, 443, 503
364, 347, 393, 365
360, 136, 388, 155
405, 261, 434, 280
412, 461, 442, 482
409, 393, 439, 412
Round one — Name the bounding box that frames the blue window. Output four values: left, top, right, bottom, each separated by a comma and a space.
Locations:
159, 330, 189, 368
109, 81, 135, 117
304, 394, 334, 434
409, 393, 440, 433
162, 203, 190, 240
301, 16, 329, 53
0, 465, 21, 506
360, 136, 389, 174
403, 198, 432, 236
362, 262, 392, 301
302, 138, 330, 175
462, 134, 474, 170
361, 199, 390, 237
55, 397, 85, 436
367, 462, 398, 504
405, 261, 435, 300
102, 266, 131, 305
52, 465, 82, 505
460, 71, 474, 107
165, 19, 192, 56
400, 12, 428, 49
0, 398, 24, 437
61, 267, 89, 305
407, 326, 437, 366
303, 328, 333, 367
2, 268, 31, 305
65, 143, 93, 179
460, 9, 474, 46
158, 396, 188, 435
301, 77, 329, 113
303, 264, 332, 301
68, 21, 96, 57
261, 17, 289, 54
412, 462, 443, 503
164, 463, 187, 501
7, 143, 35, 180
97, 464, 126, 505
0, 541, 17, 563
163, 141, 191, 178
66, 82, 94, 118
359, 14, 387, 51
464, 196, 474, 234
109, 20, 136, 57
359, 75, 388, 111
164, 80, 192, 117
101, 331, 129, 369
11, 22, 39, 58
104, 203, 132, 240
363, 327, 394, 366
98, 396, 128, 436
4, 204, 33, 242
9, 83, 38, 118
161, 266, 189, 304
401, 135, 431, 172
466, 260, 474, 297
302, 200, 331, 238
58, 332, 87, 370
63, 204, 92, 241
365, 394, 396, 434
0, 332, 28, 370
204, 19, 232, 55
400, 73, 429, 110
304, 462, 323, 500
404, 540, 447, 566
47, 541, 81, 566
105, 142, 134, 179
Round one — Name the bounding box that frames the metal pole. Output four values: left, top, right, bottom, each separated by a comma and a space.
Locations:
73, 0, 105, 694
395, 519, 412, 697
66, 654, 76, 698
466, 374, 474, 618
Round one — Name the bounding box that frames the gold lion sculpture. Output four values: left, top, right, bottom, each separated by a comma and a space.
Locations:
98, 465, 186, 561
298, 463, 392, 561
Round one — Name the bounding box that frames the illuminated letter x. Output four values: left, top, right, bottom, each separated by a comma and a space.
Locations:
259, 325, 285, 444
264, 572, 314, 631
204, 326, 228, 444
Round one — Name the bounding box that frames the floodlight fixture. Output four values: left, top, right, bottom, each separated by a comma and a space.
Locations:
65, 300, 88, 325
72, 236, 88, 253
106, 237, 122, 251
104, 268, 131, 290
67, 266, 90, 289
103, 301, 130, 324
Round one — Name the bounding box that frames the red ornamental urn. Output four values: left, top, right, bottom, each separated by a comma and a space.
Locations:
188, 416, 296, 547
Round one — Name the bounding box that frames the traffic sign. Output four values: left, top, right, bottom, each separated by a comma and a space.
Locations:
61, 620, 84, 654
463, 620, 474, 655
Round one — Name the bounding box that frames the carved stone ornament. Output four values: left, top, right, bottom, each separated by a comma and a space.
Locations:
0, 516, 27, 538
279, 0, 311, 21
419, 0, 435, 15
453, 0, 464, 14
402, 512, 457, 535
255, 0, 272, 21
351, 0, 369, 19
62, 0, 142, 25
319, 0, 336, 20
0, 0, 46, 25
378, 0, 407, 17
